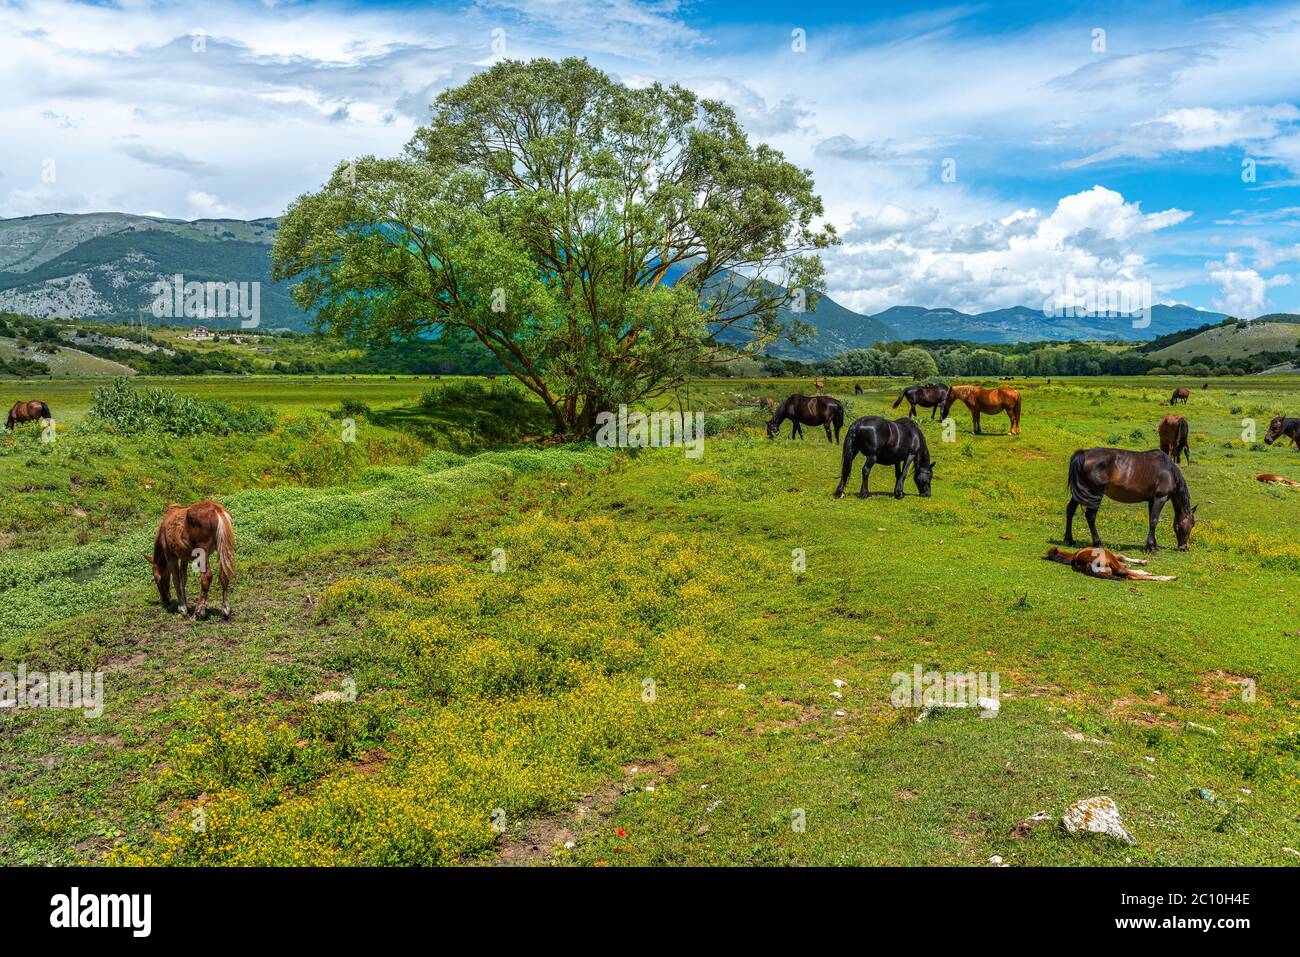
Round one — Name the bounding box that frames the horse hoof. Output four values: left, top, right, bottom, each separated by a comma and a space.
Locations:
893, 492, 904, 500
1178, 544, 1189, 552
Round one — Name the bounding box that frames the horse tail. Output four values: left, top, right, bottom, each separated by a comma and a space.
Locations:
214, 506, 235, 586
838, 422, 859, 488
892, 390, 906, 409
833, 402, 844, 432
1068, 450, 1102, 509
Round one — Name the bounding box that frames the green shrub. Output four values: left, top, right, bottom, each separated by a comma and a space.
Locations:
88, 379, 275, 437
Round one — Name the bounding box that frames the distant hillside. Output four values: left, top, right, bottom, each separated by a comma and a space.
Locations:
0, 212, 299, 329
872, 303, 1230, 344
1148, 318, 1300, 364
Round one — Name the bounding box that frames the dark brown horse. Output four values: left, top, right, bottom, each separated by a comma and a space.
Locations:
1065, 448, 1196, 552
767, 395, 844, 442
148, 500, 236, 619
940, 385, 1021, 435
834, 416, 933, 499
5, 400, 51, 430
1170, 387, 1190, 405
854, 383, 864, 395
1158, 414, 1189, 463
1044, 546, 1177, 582
892, 383, 948, 420
1264, 416, 1300, 450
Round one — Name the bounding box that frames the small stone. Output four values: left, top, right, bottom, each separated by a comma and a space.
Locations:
312, 690, 345, 705
976, 696, 1000, 718
1186, 721, 1217, 735
832, 678, 847, 689
1062, 796, 1137, 846
830, 691, 843, 699
563, 841, 575, 850
736, 683, 746, 691
706, 800, 721, 812
989, 855, 1003, 865
695, 824, 710, 836
645, 785, 655, 792
834, 709, 846, 717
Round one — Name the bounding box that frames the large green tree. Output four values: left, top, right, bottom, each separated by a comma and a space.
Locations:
273, 58, 836, 435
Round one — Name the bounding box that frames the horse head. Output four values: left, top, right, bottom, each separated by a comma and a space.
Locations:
913, 459, 934, 497
1264, 415, 1286, 445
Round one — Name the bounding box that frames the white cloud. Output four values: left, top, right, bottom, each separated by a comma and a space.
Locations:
1206, 252, 1293, 318
1064, 104, 1300, 169
828, 186, 1190, 314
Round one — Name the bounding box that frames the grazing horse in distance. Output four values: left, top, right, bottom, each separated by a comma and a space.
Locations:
834, 416, 934, 500
1044, 546, 1177, 582
1170, 387, 1190, 405
1258, 473, 1300, 486
941, 385, 1021, 435
1264, 416, 1300, 450
5, 400, 51, 430
892, 383, 949, 420
813, 377, 826, 393
767, 395, 844, 442
148, 500, 236, 619
758, 396, 777, 413
1065, 448, 1196, 552
1158, 414, 1190, 464
854, 383, 864, 395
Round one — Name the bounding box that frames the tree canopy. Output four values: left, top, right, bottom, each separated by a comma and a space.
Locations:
273, 58, 836, 434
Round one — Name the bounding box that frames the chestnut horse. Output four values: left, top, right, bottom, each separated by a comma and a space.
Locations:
834, 416, 933, 499
892, 383, 949, 420
1258, 473, 1300, 486
148, 500, 236, 619
1170, 387, 1190, 405
5, 400, 51, 430
940, 385, 1021, 435
767, 394, 844, 442
1044, 546, 1177, 582
1157, 414, 1189, 463
1065, 448, 1196, 552
1264, 416, 1300, 450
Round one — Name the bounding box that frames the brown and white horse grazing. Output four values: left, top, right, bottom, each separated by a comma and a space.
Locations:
813, 378, 826, 392
1169, 387, 1190, 405
940, 385, 1021, 435
1158, 414, 1190, 464
1044, 546, 1177, 582
148, 501, 236, 619
5, 400, 51, 430
1257, 473, 1300, 486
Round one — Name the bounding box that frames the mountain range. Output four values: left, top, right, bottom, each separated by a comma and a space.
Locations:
0, 213, 1231, 358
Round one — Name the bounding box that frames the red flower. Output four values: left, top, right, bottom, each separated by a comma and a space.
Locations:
615, 828, 628, 838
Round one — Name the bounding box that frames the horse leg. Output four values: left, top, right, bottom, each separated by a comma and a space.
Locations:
1084, 507, 1102, 548
908, 402, 917, 419
972, 409, 981, 434
857, 456, 876, 498
196, 564, 213, 619
1146, 497, 1167, 552
1065, 499, 1079, 546
824, 421, 833, 443
173, 558, 189, 616
894, 455, 912, 499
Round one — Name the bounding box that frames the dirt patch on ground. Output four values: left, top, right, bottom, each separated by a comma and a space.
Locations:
1197, 671, 1258, 709
494, 760, 678, 866
1110, 691, 1179, 728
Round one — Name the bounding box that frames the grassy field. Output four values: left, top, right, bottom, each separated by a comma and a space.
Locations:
2, 374, 1299, 866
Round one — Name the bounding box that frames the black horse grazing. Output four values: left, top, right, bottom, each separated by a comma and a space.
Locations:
834, 416, 934, 499
892, 383, 949, 420
767, 395, 844, 443
1264, 416, 1300, 450
1065, 448, 1196, 552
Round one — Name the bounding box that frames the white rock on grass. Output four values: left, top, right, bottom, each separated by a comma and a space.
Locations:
312, 690, 346, 705
832, 678, 847, 689
1062, 796, 1137, 846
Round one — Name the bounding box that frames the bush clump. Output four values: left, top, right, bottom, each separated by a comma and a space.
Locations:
88, 379, 275, 437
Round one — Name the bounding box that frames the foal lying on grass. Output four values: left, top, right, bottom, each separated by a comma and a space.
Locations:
1258, 472, 1300, 486
1044, 546, 1177, 582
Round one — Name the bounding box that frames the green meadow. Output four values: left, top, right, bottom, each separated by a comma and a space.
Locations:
2, 374, 1299, 865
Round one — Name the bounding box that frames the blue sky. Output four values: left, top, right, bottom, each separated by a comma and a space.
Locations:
2, 0, 1298, 316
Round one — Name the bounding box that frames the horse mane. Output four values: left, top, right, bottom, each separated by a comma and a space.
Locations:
1171, 464, 1192, 513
